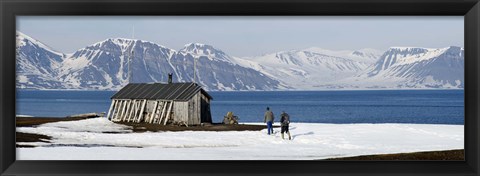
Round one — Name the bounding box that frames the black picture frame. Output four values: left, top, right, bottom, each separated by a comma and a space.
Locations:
1, 0, 479, 175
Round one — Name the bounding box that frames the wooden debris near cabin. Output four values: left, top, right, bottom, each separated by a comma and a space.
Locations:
222, 112, 239, 125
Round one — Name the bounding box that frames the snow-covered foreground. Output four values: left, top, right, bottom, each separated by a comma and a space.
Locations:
17, 118, 463, 160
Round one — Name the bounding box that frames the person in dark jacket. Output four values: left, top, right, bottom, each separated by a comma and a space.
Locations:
280, 111, 291, 140
264, 107, 274, 135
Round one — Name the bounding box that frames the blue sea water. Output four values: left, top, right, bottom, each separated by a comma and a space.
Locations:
16, 90, 464, 125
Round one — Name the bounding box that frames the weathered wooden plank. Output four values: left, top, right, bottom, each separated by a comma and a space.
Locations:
195, 93, 200, 125
106, 100, 115, 120
109, 100, 118, 120
135, 100, 141, 122
146, 100, 154, 122
127, 100, 138, 122
164, 101, 173, 125
185, 102, 189, 124
117, 100, 124, 121
111, 100, 118, 121
177, 102, 181, 123
155, 101, 165, 123
120, 100, 127, 122
152, 101, 159, 123
148, 101, 159, 124
124, 100, 132, 122
157, 101, 163, 123
188, 99, 194, 125
177, 102, 182, 124
130, 100, 140, 122
114, 100, 124, 122
158, 101, 167, 124
192, 99, 195, 125
127, 100, 136, 122
125, 100, 137, 122
122, 100, 132, 122
189, 99, 193, 125
137, 99, 147, 123
113, 100, 121, 121
154, 101, 161, 123
192, 95, 195, 125
184, 102, 188, 123
120, 100, 128, 121
126, 100, 133, 122
198, 93, 202, 124
183, 102, 187, 123
172, 101, 180, 123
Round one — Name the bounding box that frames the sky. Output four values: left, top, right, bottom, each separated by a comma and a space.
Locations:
17, 16, 463, 57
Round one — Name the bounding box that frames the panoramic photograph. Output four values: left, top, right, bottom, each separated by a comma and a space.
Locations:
15, 16, 464, 160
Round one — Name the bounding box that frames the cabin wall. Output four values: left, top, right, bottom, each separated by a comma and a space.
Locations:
141, 100, 156, 122
173, 101, 189, 124
187, 99, 193, 125
195, 92, 201, 124
108, 90, 211, 126
186, 92, 202, 125
145, 100, 156, 113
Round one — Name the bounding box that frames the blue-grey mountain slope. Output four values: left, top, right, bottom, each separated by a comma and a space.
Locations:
339, 46, 464, 89
16, 32, 66, 89
17, 33, 284, 90
15, 32, 464, 90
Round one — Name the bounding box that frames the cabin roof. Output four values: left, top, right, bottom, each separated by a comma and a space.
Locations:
111, 83, 212, 101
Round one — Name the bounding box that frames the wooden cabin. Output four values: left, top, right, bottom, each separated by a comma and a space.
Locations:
106, 82, 213, 126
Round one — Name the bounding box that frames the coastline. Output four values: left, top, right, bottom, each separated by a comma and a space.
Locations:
16, 116, 91, 127
16, 116, 276, 145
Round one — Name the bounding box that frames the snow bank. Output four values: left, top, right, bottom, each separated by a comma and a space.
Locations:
17, 118, 463, 160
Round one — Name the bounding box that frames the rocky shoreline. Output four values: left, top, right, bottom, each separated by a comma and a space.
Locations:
16, 116, 276, 146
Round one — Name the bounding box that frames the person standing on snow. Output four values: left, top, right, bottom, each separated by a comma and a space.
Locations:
280, 111, 292, 140
264, 107, 275, 135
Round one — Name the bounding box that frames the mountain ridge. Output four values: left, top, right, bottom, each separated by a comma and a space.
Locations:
16, 32, 464, 90
17, 33, 285, 91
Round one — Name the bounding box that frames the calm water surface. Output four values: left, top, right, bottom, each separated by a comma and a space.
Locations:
16, 90, 464, 124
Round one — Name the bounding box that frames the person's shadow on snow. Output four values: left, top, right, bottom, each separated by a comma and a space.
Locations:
291, 131, 314, 140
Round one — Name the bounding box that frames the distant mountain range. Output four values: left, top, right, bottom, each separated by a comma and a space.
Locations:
16, 32, 464, 91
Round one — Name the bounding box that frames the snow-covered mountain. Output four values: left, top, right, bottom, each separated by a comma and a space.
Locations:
233, 48, 382, 90
350, 46, 465, 89
15, 32, 464, 90
59, 38, 178, 90
170, 43, 285, 90
16, 32, 66, 89
16, 33, 284, 90
302, 47, 382, 64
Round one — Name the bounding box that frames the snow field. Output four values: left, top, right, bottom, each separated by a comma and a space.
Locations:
17, 118, 463, 160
